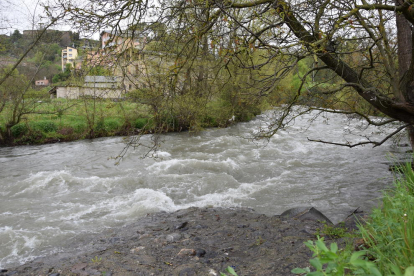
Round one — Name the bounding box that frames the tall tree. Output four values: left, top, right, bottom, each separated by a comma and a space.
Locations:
48, 0, 414, 149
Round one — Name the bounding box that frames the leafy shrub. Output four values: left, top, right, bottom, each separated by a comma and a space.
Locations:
72, 121, 87, 133
358, 162, 414, 275
57, 127, 74, 136
104, 118, 122, 133
135, 118, 149, 129
292, 237, 382, 276
30, 121, 58, 133
93, 118, 123, 135
11, 124, 28, 137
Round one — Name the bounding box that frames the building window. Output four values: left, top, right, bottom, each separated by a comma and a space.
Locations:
69, 48, 72, 52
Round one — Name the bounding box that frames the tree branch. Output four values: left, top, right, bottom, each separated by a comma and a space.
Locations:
308, 123, 409, 148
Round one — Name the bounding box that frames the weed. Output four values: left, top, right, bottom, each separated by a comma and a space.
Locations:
292, 236, 381, 275
315, 221, 348, 239
220, 266, 238, 276
91, 256, 102, 263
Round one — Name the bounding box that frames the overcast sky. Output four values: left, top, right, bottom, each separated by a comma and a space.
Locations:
1, 0, 51, 35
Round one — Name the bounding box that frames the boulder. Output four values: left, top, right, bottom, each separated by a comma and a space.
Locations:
280, 207, 333, 224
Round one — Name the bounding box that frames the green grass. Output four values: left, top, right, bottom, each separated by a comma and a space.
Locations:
0, 98, 151, 145
358, 162, 414, 275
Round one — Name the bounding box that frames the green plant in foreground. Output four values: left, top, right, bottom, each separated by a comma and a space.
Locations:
292, 237, 381, 276
220, 266, 238, 276
315, 221, 348, 239
358, 162, 414, 275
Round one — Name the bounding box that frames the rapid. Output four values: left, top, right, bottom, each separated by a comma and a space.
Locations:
0, 109, 407, 268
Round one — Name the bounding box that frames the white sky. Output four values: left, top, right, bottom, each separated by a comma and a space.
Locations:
1, 0, 53, 35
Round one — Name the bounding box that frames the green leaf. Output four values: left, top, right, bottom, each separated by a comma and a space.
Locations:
310, 258, 323, 271
349, 250, 366, 262
369, 266, 382, 276
315, 239, 329, 252
307, 272, 324, 276
350, 259, 369, 267
226, 266, 238, 276
390, 264, 402, 276
291, 268, 307, 274
404, 266, 414, 276
330, 242, 338, 253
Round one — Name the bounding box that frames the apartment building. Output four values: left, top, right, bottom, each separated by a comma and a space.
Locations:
61, 47, 78, 71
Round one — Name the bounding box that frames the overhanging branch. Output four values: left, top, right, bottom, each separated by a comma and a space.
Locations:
308, 123, 410, 148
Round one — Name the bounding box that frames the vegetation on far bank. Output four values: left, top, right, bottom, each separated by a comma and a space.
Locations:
0, 87, 268, 146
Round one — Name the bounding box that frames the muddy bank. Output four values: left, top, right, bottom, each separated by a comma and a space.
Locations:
1, 207, 361, 276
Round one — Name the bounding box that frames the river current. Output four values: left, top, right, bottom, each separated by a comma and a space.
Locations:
0, 109, 408, 268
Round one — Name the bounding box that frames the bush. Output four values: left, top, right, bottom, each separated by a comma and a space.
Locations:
135, 118, 149, 129
358, 162, 414, 275
72, 121, 87, 134
30, 121, 58, 133
11, 124, 28, 137
94, 118, 123, 135
104, 118, 122, 133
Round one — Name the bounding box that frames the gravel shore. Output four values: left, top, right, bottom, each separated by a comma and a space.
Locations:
1, 207, 360, 276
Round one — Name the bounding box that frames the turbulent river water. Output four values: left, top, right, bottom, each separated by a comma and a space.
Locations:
0, 109, 409, 268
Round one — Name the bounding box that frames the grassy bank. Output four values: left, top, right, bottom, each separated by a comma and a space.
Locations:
293, 163, 414, 276
0, 95, 265, 146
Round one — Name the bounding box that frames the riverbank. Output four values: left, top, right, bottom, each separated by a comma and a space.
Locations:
0, 95, 264, 147
0, 206, 361, 276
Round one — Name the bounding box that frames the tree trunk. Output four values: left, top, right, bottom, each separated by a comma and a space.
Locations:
396, 0, 414, 150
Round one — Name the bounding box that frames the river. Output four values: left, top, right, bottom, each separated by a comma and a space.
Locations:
0, 108, 408, 268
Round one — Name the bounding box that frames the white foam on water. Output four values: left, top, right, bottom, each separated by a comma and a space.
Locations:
0, 108, 408, 268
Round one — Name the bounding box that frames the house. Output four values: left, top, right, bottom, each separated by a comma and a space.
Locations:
100, 30, 146, 51
49, 76, 126, 99
35, 77, 49, 86
62, 47, 78, 71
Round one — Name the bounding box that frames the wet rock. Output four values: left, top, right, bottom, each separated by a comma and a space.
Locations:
177, 248, 196, 257
136, 255, 156, 265
281, 207, 333, 224
237, 224, 249, 228
195, 248, 206, 257
166, 233, 182, 242
130, 246, 146, 254
176, 221, 188, 230
178, 267, 196, 276
108, 237, 120, 244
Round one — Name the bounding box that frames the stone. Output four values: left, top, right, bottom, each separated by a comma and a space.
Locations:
177, 248, 196, 257
166, 233, 182, 242
130, 246, 146, 254
195, 248, 206, 257
136, 255, 156, 265
280, 207, 333, 224
178, 267, 196, 276
175, 221, 188, 230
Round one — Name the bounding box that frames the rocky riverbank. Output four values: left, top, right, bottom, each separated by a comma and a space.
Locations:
1, 207, 362, 276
